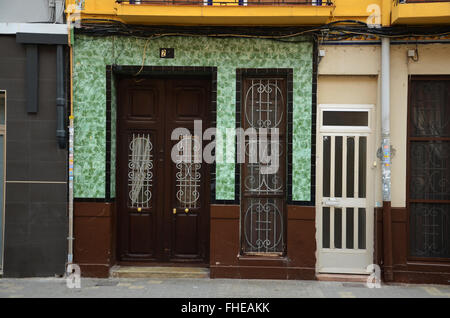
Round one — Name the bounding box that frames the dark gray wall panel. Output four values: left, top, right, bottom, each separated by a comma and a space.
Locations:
25, 44, 39, 113
3, 183, 67, 277
0, 35, 68, 277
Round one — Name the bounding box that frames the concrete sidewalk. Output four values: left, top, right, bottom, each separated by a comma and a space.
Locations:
0, 277, 449, 298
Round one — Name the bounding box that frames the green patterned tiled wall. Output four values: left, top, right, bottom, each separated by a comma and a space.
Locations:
73, 35, 313, 201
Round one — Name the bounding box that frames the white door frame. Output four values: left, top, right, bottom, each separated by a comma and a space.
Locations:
315, 104, 376, 274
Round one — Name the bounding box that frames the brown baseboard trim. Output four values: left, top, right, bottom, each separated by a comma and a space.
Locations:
316, 273, 369, 283
78, 264, 110, 278
210, 204, 239, 219
210, 265, 316, 280
390, 270, 450, 285
74, 201, 114, 217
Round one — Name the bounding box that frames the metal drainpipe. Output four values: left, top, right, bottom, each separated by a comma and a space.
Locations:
381, 37, 391, 200
66, 11, 75, 269
56, 45, 66, 149
381, 37, 393, 281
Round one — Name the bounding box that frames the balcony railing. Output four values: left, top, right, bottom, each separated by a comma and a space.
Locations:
392, 0, 450, 25
117, 0, 332, 5
396, 0, 450, 3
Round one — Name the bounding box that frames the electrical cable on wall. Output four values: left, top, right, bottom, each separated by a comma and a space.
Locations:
74, 18, 450, 43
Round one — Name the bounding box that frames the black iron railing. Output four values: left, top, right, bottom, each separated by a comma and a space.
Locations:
117, 0, 333, 5
396, 0, 449, 3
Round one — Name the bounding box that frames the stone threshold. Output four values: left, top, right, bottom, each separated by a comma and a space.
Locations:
110, 266, 210, 279
316, 273, 370, 283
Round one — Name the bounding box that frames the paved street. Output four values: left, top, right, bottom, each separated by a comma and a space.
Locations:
0, 277, 449, 298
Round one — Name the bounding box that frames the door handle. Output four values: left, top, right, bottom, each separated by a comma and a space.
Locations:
173, 208, 177, 215
323, 198, 341, 207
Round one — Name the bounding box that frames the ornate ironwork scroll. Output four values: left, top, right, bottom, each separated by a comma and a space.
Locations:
410, 203, 450, 258
175, 135, 201, 209
410, 142, 450, 201
241, 78, 286, 254
128, 133, 153, 208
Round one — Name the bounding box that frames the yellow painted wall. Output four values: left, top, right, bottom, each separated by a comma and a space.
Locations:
66, 0, 448, 26
392, 1, 450, 25
64, 0, 385, 26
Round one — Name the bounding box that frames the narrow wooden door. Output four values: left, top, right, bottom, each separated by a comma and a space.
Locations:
316, 105, 375, 274
164, 79, 210, 263
117, 77, 210, 264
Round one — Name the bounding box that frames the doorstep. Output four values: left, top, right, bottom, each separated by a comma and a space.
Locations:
110, 266, 210, 279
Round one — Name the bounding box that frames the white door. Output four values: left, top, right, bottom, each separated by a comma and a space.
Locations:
316, 104, 375, 274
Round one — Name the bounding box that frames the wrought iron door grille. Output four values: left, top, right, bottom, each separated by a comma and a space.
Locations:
410, 203, 450, 258
128, 133, 153, 208
175, 135, 202, 209
241, 77, 287, 254
408, 78, 450, 259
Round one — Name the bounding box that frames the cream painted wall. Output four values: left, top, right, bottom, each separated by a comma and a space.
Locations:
318, 45, 380, 75
317, 76, 378, 104
318, 43, 450, 208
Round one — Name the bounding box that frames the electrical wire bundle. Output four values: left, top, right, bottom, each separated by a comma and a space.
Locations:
75, 19, 450, 43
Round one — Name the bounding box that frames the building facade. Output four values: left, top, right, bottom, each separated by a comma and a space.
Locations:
0, 0, 449, 284
64, 0, 450, 284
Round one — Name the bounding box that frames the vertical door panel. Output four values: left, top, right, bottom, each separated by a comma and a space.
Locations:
345, 208, 354, 249
170, 136, 204, 260
321, 135, 369, 251
126, 132, 157, 256
166, 79, 210, 262
118, 79, 165, 261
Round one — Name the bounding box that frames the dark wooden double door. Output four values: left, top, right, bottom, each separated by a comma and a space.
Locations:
117, 77, 210, 264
